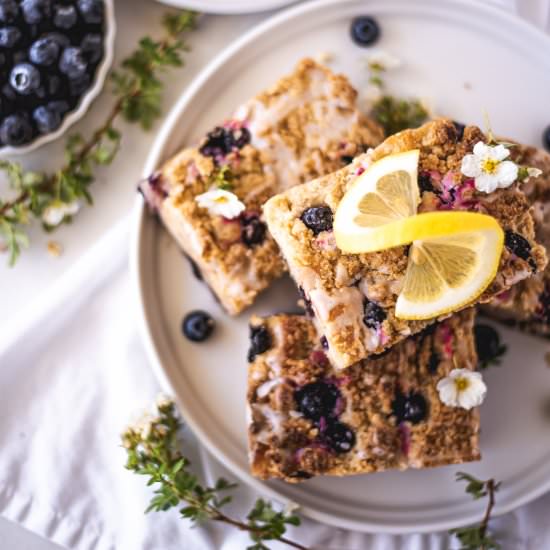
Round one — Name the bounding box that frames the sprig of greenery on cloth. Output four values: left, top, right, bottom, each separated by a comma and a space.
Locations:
450, 472, 501, 549
122, 397, 308, 550
0, 10, 197, 266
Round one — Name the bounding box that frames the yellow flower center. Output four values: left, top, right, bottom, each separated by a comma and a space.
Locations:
482, 158, 500, 174
214, 196, 229, 204
454, 377, 470, 392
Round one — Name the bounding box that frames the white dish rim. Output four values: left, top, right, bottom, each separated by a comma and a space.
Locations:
154, 0, 297, 15
131, 0, 550, 533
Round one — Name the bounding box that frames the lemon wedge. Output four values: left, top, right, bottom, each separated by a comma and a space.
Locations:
334, 151, 505, 320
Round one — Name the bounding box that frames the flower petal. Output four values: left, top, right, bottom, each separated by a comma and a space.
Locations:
495, 160, 518, 187
473, 141, 489, 157
461, 154, 482, 178
437, 377, 459, 407
474, 172, 499, 193
488, 144, 510, 161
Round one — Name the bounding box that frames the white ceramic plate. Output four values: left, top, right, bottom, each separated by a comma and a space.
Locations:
0, 0, 116, 156
132, 0, 550, 533
154, 0, 297, 15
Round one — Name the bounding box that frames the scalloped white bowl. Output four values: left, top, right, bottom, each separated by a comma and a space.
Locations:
0, 0, 116, 157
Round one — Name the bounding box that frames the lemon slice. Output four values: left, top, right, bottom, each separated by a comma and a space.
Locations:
334, 149, 420, 253
395, 214, 504, 319
333, 150, 505, 320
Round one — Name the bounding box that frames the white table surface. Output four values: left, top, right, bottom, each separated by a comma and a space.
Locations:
0, 0, 268, 547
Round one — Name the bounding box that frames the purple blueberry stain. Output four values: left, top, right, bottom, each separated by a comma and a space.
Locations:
392, 390, 428, 425
363, 298, 386, 329
239, 212, 266, 247
247, 324, 271, 362
300, 206, 333, 235
294, 381, 340, 422
298, 286, 314, 316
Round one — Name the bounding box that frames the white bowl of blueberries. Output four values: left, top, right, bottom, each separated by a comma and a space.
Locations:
0, 0, 115, 155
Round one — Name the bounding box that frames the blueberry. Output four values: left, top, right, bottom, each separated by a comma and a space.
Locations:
452, 120, 466, 141
504, 230, 531, 261
341, 155, 354, 165
295, 381, 340, 422
182, 310, 215, 342
2, 82, 15, 101
48, 99, 69, 115
427, 350, 440, 374
0, 113, 33, 145
29, 37, 60, 66
300, 206, 333, 235
418, 172, 435, 194
59, 47, 87, 79
543, 125, 550, 152
247, 324, 271, 362
240, 215, 266, 247
474, 324, 505, 366
320, 335, 329, 350
322, 421, 356, 454
33, 104, 62, 134
54, 4, 77, 29
46, 32, 70, 49
12, 49, 26, 64
350, 16, 380, 47
21, 0, 52, 24
0, 0, 19, 24
0, 26, 20, 48
10, 63, 41, 95
363, 298, 386, 329
69, 73, 91, 96
81, 33, 103, 63
392, 391, 427, 424
199, 126, 231, 158
231, 126, 250, 149
77, 0, 103, 24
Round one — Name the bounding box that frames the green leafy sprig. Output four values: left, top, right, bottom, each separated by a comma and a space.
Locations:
122, 397, 308, 550
0, 11, 198, 266
450, 472, 501, 550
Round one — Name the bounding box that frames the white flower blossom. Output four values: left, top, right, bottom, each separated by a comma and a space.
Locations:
366, 50, 401, 71
195, 189, 245, 219
284, 501, 300, 515
156, 393, 173, 411
436, 368, 487, 410
461, 141, 518, 193
42, 200, 80, 226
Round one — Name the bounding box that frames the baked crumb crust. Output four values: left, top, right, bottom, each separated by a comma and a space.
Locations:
483, 145, 550, 336
140, 58, 384, 315
264, 119, 547, 367
247, 310, 480, 482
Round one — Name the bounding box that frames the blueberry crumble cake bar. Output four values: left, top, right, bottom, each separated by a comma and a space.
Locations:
483, 145, 550, 336
247, 310, 480, 482
139, 58, 384, 315
264, 119, 547, 368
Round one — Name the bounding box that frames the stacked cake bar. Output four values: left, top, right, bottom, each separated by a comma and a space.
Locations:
483, 144, 550, 336
264, 119, 547, 369
247, 310, 480, 482
140, 58, 383, 315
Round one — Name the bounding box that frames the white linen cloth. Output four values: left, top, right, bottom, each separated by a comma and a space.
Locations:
1, 2, 550, 549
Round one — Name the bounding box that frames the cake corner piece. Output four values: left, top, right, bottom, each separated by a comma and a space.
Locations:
247, 309, 481, 483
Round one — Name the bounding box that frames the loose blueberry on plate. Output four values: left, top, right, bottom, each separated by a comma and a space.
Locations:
543, 125, 550, 152
295, 381, 340, 422
350, 16, 380, 47
0, 113, 33, 145
392, 391, 427, 424
323, 421, 356, 453
247, 325, 272, 362
182, 310, 215, 342
300, 205, 333, 235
